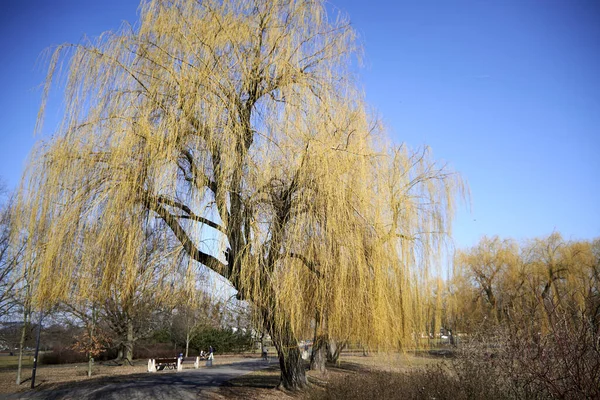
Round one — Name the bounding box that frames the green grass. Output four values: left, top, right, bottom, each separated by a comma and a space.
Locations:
0, 355, 34, 369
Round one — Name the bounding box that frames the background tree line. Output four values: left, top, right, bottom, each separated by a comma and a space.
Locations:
443, 233, 599, 398
446, 233, 599, 334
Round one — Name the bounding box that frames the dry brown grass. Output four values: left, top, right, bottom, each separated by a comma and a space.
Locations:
0, 352, 449, 398
205, 352, 446, 400
204, 366, 293, 400
304, 352, 505, 400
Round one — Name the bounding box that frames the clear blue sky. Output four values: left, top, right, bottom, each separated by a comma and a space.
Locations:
0, 0, 598, 248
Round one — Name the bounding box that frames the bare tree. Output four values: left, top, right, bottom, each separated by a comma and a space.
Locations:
0, 185, 25, 320
0, 182, 32, 385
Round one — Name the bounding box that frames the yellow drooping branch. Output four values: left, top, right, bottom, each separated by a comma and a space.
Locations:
13, 0, 464, 353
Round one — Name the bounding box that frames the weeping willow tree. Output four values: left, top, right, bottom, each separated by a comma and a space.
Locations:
447, 234, 600, 398
14, 0, 462, 390
448, 233, 600, 335
452, 236, 520, 326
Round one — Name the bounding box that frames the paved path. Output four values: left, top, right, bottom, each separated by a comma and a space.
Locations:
4, 359, 276, 400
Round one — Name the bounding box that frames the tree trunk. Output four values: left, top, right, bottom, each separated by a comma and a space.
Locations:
260, 331, 266, 353
362, 345, 369, 357
88, 306, 96, 377
310, 335, 326, 373
275, 342, 306, 390
87, 325, 94, 377
185, 332, 190, 358
88, 354, 94, 377
124, 319, 134, 365
16, 309, 29, 385
309, 310, 326, 373
326, 339, 345, 364
268, 319, 307, 391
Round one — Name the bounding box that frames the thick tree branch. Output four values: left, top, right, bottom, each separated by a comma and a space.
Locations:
154, 195, 226, 234
144, 196, 228, 277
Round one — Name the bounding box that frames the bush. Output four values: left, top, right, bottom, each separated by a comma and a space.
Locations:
451, 316, 600, 400
149, 328, 172, 344
308, 365, 508, 400
190, 327, 253, 354
505, 320, 600, 399
40, 346, 88, 365
40, 345, 118, 364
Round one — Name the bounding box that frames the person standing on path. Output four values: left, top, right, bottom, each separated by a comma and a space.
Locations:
206, 345, 214, 366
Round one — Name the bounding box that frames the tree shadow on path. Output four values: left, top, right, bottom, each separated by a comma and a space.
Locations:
5, 359, 273, 400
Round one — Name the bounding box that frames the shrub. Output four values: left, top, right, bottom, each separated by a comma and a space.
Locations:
451, 315, 600, 400
40, 346, 88, 365
308, 365, 509, 400
150, 328, 172, 344
190, 327, 253, 354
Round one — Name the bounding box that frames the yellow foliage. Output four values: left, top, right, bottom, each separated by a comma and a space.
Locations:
14, 0, 463, 352
448, 233, 600, 334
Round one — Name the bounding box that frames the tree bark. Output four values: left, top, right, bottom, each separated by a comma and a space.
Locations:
185, 332, 190, 358
326, 339, 337, 362
268, 318, 307, 391
309, 310, 327, 373
326, 339, 345, 364
88, 354, 94, 377
15, 309, 29, 385
87, 310, 95, 377
124, 319, 134, 365
310, 335, 326, 373
275, 340, 306, 390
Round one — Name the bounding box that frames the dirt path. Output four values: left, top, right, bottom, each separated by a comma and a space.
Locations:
3, 359, 276, 400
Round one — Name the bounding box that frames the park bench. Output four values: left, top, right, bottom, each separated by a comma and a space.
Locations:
154, 357, 178, 371
147, 356, 204, 372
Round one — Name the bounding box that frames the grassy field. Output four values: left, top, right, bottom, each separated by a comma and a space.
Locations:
0, 351, 449, 398
206, 351, 447, 399
0, 354, 34, 369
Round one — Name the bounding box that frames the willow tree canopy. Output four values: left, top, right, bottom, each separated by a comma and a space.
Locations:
15, 0, 462, 353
